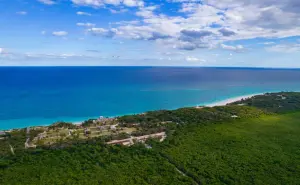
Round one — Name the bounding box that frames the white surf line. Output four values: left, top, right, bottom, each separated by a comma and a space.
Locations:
205, 93, 264, 107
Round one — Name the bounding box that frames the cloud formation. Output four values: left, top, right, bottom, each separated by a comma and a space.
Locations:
266, 44, 300, 53
221, 44, 245, 52
185, 56, 205, 62
218, 28, 236, 37
16, 11, 27, 15
76, 11, 91, 16
77, 22, 95, 27
82, 0, 300, 52
38, 0, 55, 5
71, 0, 144, 7
52, 31, 68, 36
3, 0, 300, 66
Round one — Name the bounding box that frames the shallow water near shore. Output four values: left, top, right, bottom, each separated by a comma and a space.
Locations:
1, 67, 300, 130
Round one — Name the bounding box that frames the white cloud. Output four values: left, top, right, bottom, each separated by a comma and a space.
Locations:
76, 11, 92, 16
221, 44, 244, 52
111, 20, 140, 25
123, 0, 144, 7
185, 56, 205, 62
171, 0, 201, 2
88, 25, 171, 40
136, 5, 158, 18
71, 0, 144, 7
179, 3, 199, 13
38, 0, 55, 5
0, 48, 11, 56
74, 0, 300, 53
261, 42, 275, 45
218, 28, 236, 37
52, 31, 68, 36
109, 8, 128, 14
0, 50, 101, 61
87, 28, 116, 37
266, 44, 300, 53
76, 22, 96, 27
16, 11, 27, 15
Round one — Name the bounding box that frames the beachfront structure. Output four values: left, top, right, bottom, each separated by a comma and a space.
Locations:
0, 131, 7, 140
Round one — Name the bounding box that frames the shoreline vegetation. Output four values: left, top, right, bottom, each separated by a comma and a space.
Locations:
1, 91, 299, 147
205, 93, 263, 107
1, 91, 300, 184
1, 92, 268, 132
0, 91, 295, 148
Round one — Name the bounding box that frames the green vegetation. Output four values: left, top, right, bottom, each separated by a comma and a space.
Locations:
0, 144, 194, 185
231, 92, 300, 113
81, 119, 97, 127
119, 106, 266, 125
1, 92, 300, 184
158, 112, 300, 184
49, 121, 78, 130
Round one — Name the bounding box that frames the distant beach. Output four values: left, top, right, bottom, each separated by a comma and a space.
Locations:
71, 93, 264, 126
205, 93, 263, 107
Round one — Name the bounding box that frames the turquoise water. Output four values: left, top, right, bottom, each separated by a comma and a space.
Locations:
1, 67, 300, 130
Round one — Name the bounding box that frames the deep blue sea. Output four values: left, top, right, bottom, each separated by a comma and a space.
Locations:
1, 67, 300, 130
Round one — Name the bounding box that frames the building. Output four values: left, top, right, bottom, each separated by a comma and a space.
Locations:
0, 131, 7, 139
0, 131, 6, 136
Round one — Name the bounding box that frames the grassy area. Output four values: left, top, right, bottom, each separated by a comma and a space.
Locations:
160, 112, 300, 184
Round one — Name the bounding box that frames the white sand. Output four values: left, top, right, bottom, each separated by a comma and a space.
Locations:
73, 121, 83, 125
205, 93, 264, 107
71, 93, 265, 125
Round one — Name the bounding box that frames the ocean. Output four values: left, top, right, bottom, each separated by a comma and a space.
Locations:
1, 67, 300, 130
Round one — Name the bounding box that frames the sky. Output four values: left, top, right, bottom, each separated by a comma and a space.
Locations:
0, 0, 300, 67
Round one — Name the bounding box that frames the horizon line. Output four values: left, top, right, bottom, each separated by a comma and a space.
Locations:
0, 66, 300, 70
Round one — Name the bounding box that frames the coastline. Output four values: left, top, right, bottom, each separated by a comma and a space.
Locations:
0, 91, 280, 131
72, 93, 263, 126
204, 93, 264, 107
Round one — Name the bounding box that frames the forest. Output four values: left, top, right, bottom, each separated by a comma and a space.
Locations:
1, 92, 300, 184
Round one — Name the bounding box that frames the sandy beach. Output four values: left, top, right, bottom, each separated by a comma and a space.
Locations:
205, 93, 264, 107
72, 93, 265, 125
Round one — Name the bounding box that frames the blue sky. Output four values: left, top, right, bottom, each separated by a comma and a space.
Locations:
0, 0, 300, 67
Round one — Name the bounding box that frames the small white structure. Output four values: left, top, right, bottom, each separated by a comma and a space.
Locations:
231, 115, 239, 118
110, 125, 117, 130
277, 94, 287, 100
